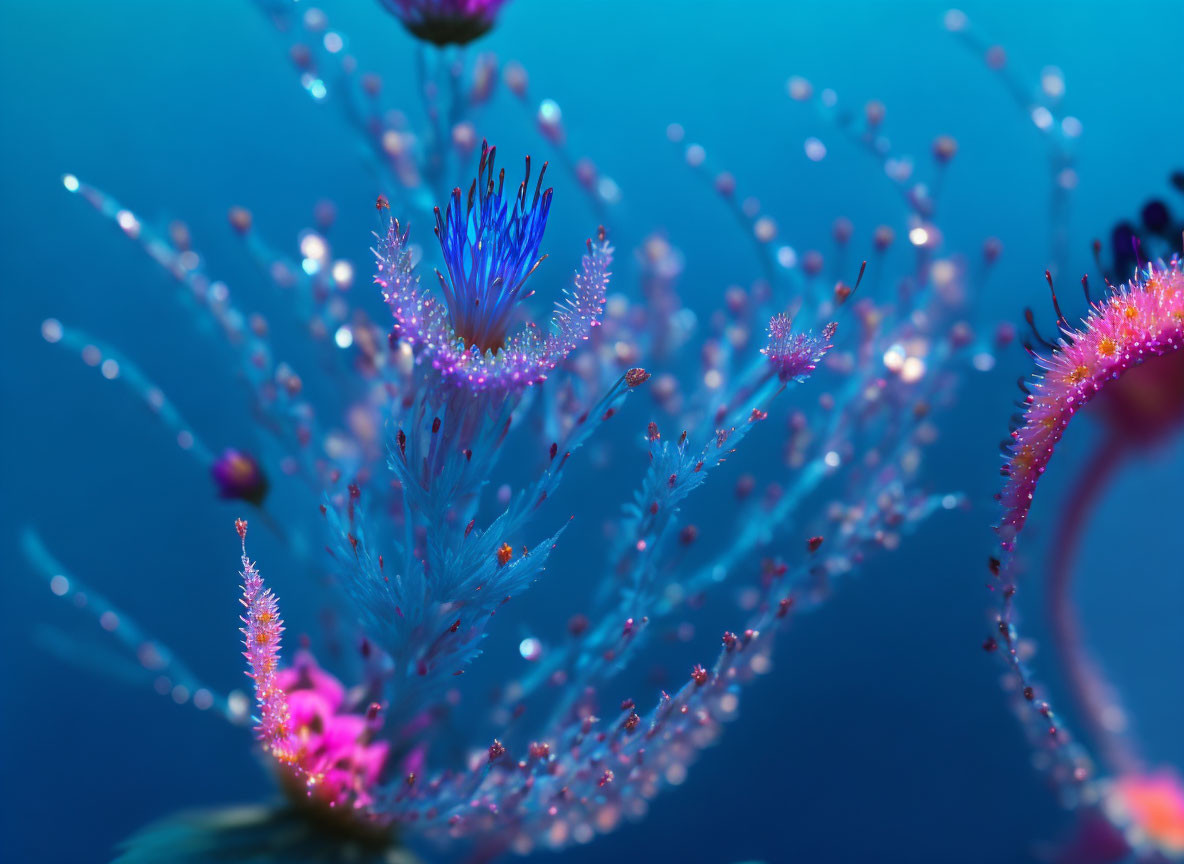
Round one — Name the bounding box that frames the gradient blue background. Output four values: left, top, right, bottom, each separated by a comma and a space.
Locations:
2, 1, 1183, 862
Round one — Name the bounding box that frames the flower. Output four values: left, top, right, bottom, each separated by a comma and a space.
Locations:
434, 141, 551, 353
377, 0, 510, 46
376, 141, 609, 392
760, 314, 837, 383
210, 448, 268, 506
238, 522, 389, 824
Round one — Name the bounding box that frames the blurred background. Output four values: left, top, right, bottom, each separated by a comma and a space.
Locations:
2, 1, 1183, 861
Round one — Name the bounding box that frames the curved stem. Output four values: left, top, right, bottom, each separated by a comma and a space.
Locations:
1047, 435, 1138, 775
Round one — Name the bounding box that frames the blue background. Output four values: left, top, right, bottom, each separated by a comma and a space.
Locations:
2, 1, 1183, 862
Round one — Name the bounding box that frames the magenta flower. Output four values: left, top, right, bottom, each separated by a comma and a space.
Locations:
238, 519, 390, 829
761, 314, 837, 383
377, 0, 510, 46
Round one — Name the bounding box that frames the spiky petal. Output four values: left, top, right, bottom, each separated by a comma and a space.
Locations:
238, 521, 298, 766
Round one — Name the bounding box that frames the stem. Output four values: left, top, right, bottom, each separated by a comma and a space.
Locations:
1047, 435, 1137, 774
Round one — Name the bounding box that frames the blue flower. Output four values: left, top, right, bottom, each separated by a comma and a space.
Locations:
433, 141, 552, 353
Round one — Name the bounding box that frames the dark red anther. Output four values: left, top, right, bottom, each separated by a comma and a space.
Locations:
348, 533, 359, 556
348, 483, 360, 500
366, 701, 382, 721
623, 617, 635, 636
235, 518, 248, 541
982, 637, 998, 652
678, 430, 687, 446
464, 449, 472, 462
431, 417, 441, 434
647, 421, 660, 442
620, 698, 635, 711
807, 536, 824, 553
464, 519, 476, 538
405, 772, 416, 787
599, 769, 614, 787
602, 407, 616, 421
649, 501, 659, 515
625, 367, 650, 387
319, 504, 327, 515
693, 461, 704, 472
397, 429, 407, 457
749, 408, 768, 422
378, 555, 384, 571
691, 664, 708, 686
777, 597, 794, 617
623, 712, 640, 732
360, 638, 371, 658
722, 631, 737, 650
987, 556, 1000, 576
680, 525, 698, 545
1023, 686, 1035, 701
375, 194, 389, 211
549, 442, 558, 461
449, 619, 461, 633
568, 614, 589, 636
668, 473, 677, 488
488, 740, 506, 762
